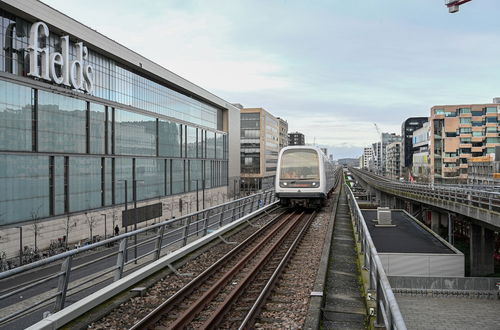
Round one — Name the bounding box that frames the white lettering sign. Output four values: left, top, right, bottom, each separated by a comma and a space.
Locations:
28, 22, 94, 94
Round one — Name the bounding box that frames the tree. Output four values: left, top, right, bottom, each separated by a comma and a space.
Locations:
30, 205, 43, 252
85, 213, 97, 243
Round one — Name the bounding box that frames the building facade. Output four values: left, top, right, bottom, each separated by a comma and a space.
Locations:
0, 1, 240, 258
380, 133, 401, 175
288, 131, 305, 145
386, 141, 402, 179
467, 147, 500, 185
411, 122, 430, 182
240, 108, 279, 191
361, 147, 373, 169
430, 102, 500, 183
401, 117, 427, 177
277, 117, 288, 149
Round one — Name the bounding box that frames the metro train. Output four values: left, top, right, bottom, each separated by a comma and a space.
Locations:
275, 146, 337, 208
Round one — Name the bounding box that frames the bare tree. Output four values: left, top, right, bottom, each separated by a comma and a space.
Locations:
63, 214, 77, 249
85, 213, 97, 243
30, 205, 42, 252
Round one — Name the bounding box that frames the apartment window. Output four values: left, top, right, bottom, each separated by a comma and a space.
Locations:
471, 110, 484, 116
485, 107, 497, 114
486, 116, 498, 123
460, 117, 471, 124
460, 138, 471, 143
459, 127, 472, 134
444, 152, 457, 157
434, 109, 445, 115
486, 127, 497, 133
445, 132, 457, 137
486, 137, 500, 144
445, 111, 456, 117
472, 131, 483, 137
459, 108, 471, 115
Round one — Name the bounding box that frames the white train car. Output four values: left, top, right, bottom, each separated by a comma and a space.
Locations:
275, 146, 336, 208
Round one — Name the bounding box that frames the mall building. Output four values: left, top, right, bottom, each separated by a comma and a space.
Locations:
0, 0, 240, 258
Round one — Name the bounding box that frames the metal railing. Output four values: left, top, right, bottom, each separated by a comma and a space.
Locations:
0, 190, 277, 327
345, 184, 407, 330
351, 168, 500, 213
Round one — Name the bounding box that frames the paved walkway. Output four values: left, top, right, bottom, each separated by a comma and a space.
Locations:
322, 188, 366, 329
397, 295, 500, 329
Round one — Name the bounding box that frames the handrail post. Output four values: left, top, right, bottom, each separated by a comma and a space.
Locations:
154, 225, 165, 260
219, 205, 225, 227
182, 216, 192, 246
203, 211, 209, 236
53, 255, 72, 312
114, 238, 127, 281
375, 269, 383, 327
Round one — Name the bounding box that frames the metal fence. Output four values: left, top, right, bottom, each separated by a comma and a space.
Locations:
351, 168, 500, 213
0, 190, 277, 327
345, 183, 407, 330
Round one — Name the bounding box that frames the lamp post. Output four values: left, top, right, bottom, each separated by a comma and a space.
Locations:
117, 179, 128, 260
133, 179, 144, 264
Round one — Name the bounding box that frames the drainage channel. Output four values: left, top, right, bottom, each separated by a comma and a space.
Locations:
322, 185, 367, 328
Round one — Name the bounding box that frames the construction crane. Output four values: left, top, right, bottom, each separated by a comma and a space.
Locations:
445, 0, 472, 13
373, 123, 381, 137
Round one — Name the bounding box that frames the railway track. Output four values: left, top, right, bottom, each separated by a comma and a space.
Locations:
130, 208, 317, 329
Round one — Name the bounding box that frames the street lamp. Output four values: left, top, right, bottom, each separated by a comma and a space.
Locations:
132, 180, 144, 264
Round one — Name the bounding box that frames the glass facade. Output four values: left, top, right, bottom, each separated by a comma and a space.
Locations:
0, 9, 220, 130
0, 6, 230, 226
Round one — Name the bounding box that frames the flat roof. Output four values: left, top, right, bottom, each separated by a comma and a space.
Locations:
361, 210, 455, 254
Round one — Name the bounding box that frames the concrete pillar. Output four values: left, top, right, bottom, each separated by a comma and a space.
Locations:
447, 213, 453, 245
430, 211, 440, 233
470, 224, 495, 276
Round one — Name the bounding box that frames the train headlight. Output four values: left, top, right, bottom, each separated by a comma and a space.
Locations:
312, 182, 316, 186
283, 182, 287, 186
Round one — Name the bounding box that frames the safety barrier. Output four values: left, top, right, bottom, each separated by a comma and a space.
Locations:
0, 190, 277, 327
351, 168, 500, 213
345, 184, 407, 329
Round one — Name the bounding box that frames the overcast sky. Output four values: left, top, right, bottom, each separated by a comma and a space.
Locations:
42, 0, 500, 158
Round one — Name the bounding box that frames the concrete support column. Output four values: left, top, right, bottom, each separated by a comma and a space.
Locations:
375, 190, 382, 206
470, 224, 495, 276
430, 211, 440, 234
447, 213, 453, 245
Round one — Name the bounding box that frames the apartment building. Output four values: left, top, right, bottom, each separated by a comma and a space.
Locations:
288, 132, 305, 145
430, 102, 500, 183
401, 117, 427, 176
412, 122, 431, 182
386, 141, 402, 179
277, 117, 289, 149
240, 108, 280, 191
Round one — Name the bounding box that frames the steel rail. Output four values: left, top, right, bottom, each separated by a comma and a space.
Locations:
236, 211, 317, 329
0, 190, 278, 327
129, 208, 290, 330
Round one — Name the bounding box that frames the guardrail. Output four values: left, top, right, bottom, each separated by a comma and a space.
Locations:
350, 168, 500, 213
0, 190, 277, 328
345, 183, 407, 330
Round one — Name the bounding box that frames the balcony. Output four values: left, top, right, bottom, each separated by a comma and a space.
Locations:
472, 146, 483, 153
471, 136, 484, 142
443, 156, 458, 163
459, 163, 468, 168
459, 143, 472, 148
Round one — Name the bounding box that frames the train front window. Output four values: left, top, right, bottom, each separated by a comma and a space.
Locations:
280, 150, 319, 180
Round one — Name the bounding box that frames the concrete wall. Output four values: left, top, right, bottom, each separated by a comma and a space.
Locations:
379, 253, 464, 277
227, 104, 241, 197
0, 186, 227, 260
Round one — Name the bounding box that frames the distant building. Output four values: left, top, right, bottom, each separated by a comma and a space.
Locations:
411, 122, 431, 182
381, 133, 402, 175
361, 147, 373, 169
240, 108, 279, 191
401, 117, 427, 176
370, 142, 382, 173
430, 101, 500, 183
386, 141, 402, 179
288, 132, 305, 145
467, 146, 500, 185
277, 117, 289, 149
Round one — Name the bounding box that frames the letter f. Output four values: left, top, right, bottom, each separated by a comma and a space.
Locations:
28, 22, 50, 80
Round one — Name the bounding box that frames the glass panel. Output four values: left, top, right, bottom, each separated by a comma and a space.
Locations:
38, 91, 87, 153
216, 133, 224, 159
104, 158, 113, 206
136, 158, 164, 200
0, 154, 49, 225
0, 80, 32, 151
69, 157, 101, 212
115, 157, 133, 204
158, 119, 181, 157
114, 109, 156, 156
89, 103, 106, 154
54, 156, 65, 215
172, 159, 184, 194
207, 131, 216, 159
186, 126, 197, 158
189, 159, 202, 192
